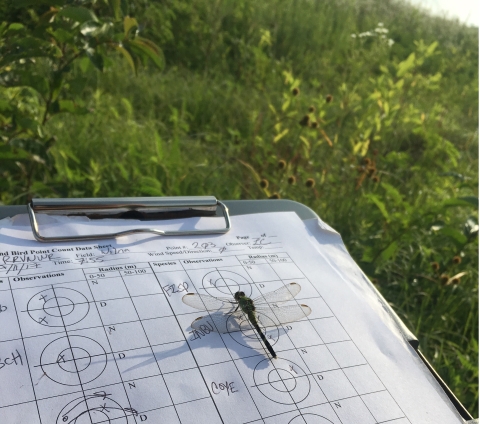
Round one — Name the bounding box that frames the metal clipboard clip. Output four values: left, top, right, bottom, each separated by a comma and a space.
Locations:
27, 196, 231, 242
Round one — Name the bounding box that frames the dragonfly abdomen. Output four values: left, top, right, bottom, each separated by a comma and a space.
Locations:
250, 318, 277, 359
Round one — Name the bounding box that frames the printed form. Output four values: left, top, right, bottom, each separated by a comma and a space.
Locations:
0, 212, 463, 424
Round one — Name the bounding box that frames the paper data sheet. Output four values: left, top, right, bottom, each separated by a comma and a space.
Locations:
0, 212, 463, 424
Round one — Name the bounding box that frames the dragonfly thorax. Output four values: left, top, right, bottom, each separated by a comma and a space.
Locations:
234, 291, 255, 314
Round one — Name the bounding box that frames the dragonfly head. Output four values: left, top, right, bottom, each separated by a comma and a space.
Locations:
234, 291, 245, 301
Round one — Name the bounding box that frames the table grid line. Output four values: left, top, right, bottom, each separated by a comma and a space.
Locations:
80, 268, 140, 424
150, 261, 230, 424
7, 276, 44, 424
119, 265, 185, 424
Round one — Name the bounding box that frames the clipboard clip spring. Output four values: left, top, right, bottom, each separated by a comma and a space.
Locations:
27, 196, 231, 242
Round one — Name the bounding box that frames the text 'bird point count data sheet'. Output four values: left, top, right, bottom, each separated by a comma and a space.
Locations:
0, 212, 464, 424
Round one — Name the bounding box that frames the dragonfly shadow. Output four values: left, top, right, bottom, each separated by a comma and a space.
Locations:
86, 343, 200, 374
84, 332, 271, 376
122, 344, 191, 374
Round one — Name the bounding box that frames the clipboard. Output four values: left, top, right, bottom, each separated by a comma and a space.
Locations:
0, 196, 475, 422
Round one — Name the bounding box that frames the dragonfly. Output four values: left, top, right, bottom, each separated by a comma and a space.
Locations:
182, 282, 311, 359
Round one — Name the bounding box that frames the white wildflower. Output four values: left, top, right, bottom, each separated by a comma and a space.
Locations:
378, 22, 384, 27
351, 33, 357, 38
388, 38, 395, 47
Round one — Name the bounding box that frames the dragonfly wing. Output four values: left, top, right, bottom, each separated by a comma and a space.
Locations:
191, 311, 245, 334
253, 283, 302, 306
182, 293, 236, 312
255, 304, 311, 326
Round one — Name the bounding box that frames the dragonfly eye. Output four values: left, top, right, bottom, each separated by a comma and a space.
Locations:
234, 291, 245, 300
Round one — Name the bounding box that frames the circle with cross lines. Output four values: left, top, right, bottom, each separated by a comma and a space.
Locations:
56, 392, 130, 424
253, 357, 311, 404
27, 287, 90, 327
40, 335, 107, 386
288, 414, 335, 423
202, 270, 253, 298
226, 310, 280, 350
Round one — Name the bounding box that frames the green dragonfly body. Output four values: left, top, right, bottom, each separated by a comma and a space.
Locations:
182, 282, 311, 359
234, 290, 277, 357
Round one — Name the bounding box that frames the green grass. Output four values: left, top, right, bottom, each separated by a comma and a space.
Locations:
2, 0, 479, 416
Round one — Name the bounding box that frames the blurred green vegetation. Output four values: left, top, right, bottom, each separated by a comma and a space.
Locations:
0, 0, 478, 416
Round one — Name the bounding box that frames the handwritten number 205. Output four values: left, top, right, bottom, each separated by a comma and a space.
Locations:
192, 242, 216, 249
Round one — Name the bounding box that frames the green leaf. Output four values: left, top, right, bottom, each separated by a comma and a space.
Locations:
366, 194, 390, 222
135, 37, 162, 55
49, 27, 74, 43
381, 182, 403, 205
114, 44, 136, 74
438, 227, 468, 245
238, 160, 261, 183
0, 145, 30, 160
426, 41, 438, 56
78, 56, 92, 73
0, 37, 61, 66
109, 0, 122, 20
128, 38, 164, 70
268, 104, 277, 116
123, 16, 138, 37
138, 176, 163, 196
29, 181, 55, 196
299, 135, 310, 149
7, 72, 49, 96
396, 52, 416, 77
0, 100, 11, 112
69, 77, 88, 96
86, 50, 104, 71
57, 6, 98, 23
16, 116, 38, 132
459, 196, 478, 208
444, 196, 478, 209
59, 100, 75, 113
0, 22, 8, 37
8, 23, 24, 31
381, 241, 398, 261
353, 140, 370, 156
273, 128, 289, 143
51, 71, 64, 101
120, 0, 129, 16
361, 246, 375, 263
